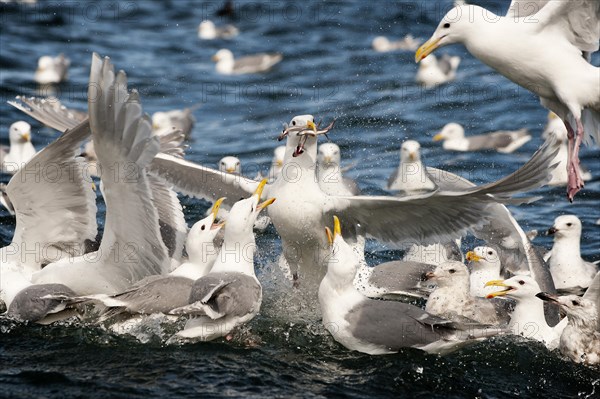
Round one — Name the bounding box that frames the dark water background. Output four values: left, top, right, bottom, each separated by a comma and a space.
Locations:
0, 0, 599, 397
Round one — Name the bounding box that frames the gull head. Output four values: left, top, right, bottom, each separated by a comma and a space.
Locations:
9, 121, 31, 144
485, 275, 540, 300
198, 20, 217, 39
415, 4, 473, 62
318, 142, 341, 167
372, 36, 391, 52
219, 156, 241, 175
324, 215, 360, 284
226, 179, 275, 236
536, 293, 598, 328
424, 261, 469, 288
37, 55, 54, 71
400, 140, 421, 162
188, 197, 226, 246
547, 215, 582, 240
466, 246, 501, 270
278, 114, 335, 157
212, 48, 234, 63
433, 122, 464, 142
152, 111, 171, 131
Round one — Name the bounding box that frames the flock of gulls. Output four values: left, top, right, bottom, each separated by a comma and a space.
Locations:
0, 0, 599, 367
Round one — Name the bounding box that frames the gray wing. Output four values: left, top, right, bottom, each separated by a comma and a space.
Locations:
114, 276, 193, 314
8, 284, 76, 323
365, 261, 435, 297
9, 96, 85, 132
437, 54, 455, 76
149, 175, 187, 262
466, 133, 514, 151
172, 272, 261, 319
233, 53, 282, 73
387, 168, 399, 189
327, 138, 559, 246
148, 153, 260, 208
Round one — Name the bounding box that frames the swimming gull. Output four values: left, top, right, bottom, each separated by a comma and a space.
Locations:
152, 107, 196, 139
433, 123, 531, 153
537, 272, 600, 365
319, 216, 504, 355
545, 215, 598, 292
0, 121, 36, 174
212, 49, 283, 75
372, 35, 420, 52
198, 20, 238, 40
424, 261, 504, 325
466, 246, 503, 298
169, 180, 275, 342
31, 53, 170, 295
486, 275, 567, 349
317, 142, 360, 196
34, 54, 70, 84
417, 0, 600, 200
415, 53, 460, 88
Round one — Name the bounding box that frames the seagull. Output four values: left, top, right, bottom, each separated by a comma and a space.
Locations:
424, 261, 503, 325
197, 20, 238, 40
34, 54, 70, 84
537, 272, 600, 365
317, 142, 359, 196
466, 246, 503, 298
212, 49, 283, 75
319, 216, 504, 355
387, 140, 436, 194
433, 123, 531, 153
486, 275, 567, 349
218, 155, 241, 175
415, 53, 460, 88
372, 35, 420, 52
30, 53, 170, 295
268, 145, 286, 182
169, 181, 275, 342
545, 215, 598, 292
0, 121, 36, 174
152, 108, 196, 139
543, 112, 592, 186
417, 1, 600, 201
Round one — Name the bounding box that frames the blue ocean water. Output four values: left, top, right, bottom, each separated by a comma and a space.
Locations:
0, 1, 599, 397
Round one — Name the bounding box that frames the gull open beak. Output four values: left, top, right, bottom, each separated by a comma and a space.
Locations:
535, 292, 560, 303
325, 227, 333, 246
432, 133, 444, 142
253, 179, 268, 200
415, 37, 441, 62
333, 215, 341, 240
22, 132, 31, 142
484, 280, 514, 298
466, 251, 481, 262
257, 198, 276, 211
211, 197, 226, 219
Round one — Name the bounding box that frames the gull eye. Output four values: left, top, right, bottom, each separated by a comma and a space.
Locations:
518, 280, 525, 285
292, 121, 296, 126
448, 269, 456, 274
251, 206, 254, 212
201, 225, 206, 231
488, 251, 493, 255
566, 223, 572, 227
571, 300, 579, 306
236, 161, 240, 166
443, 23, 450, 29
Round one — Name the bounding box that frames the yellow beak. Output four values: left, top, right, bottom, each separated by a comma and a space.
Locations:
415, 37, 441, 63
548, 112, 557, 120
254, 178, 268, 200
307, 120, 317, 132
276, 160, 283, 167
484, 280, 512, 298
22, 132, 31, 142
211, 197, 226, 219
211, 55, 219, 62
226, 167, 236, 173
466, 251, 481, 262
408, 152, 416, 161
324, 156, 332, 164
325, 227, 333, 246
333, 215, 341, 239
257, 197, 276, 211
433, 133, 444, 142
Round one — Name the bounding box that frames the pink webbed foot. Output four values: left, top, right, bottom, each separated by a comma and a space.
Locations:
565, 119, 585, 202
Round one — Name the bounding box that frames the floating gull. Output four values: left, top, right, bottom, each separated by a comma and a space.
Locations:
466, 246, 502, 298
317, 142, 359, 196
212, 49, 283, 75
152, 108, 196, 139
198, 20, 238, 40
417, 0, 600, 200
543, 113, 592, 186
387, 140, 436, 194
169, 181, 275, 342
433, 123, 531, 153
486, 275, 567, 349
34, 54, 70, 84
319, 216, 503, 355
148, 114, 560, 288
424, 261, 504, 325
0, 121, 36, 174
372, 35, 420, 52
545, 215, 598, 292
31, 53, 170, 295
415, 53, 460, 88
537, 272, 600, 365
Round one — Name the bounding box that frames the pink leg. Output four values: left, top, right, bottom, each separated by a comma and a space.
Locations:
565, 119, 585, 202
